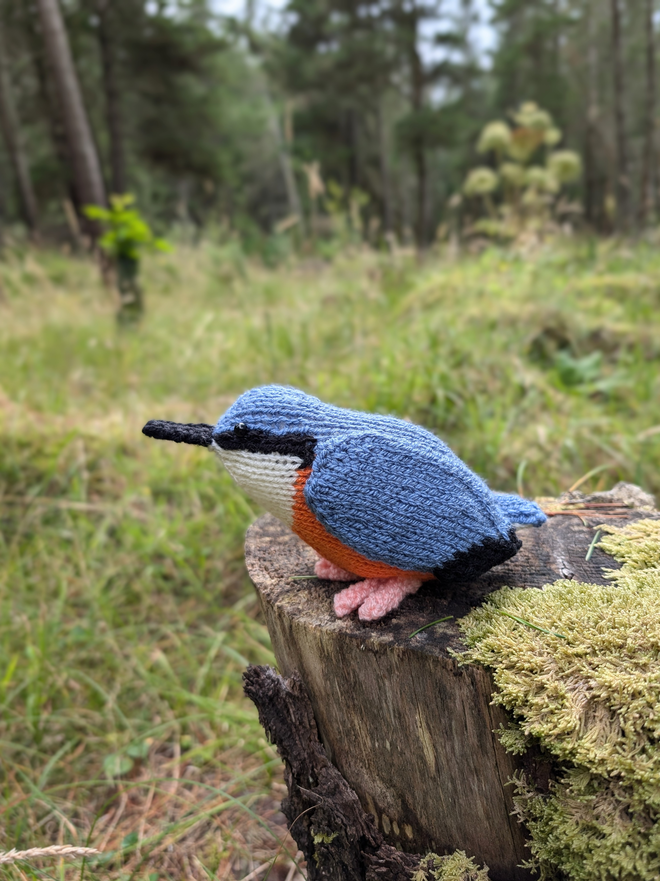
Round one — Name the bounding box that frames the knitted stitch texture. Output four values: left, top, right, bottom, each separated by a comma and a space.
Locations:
333, 576, 424, 620
291, 466, 433, 579
144, 384, 547, 619
212, 385, 546, 579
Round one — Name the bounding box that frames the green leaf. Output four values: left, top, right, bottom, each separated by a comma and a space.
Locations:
121, 831, 139, 849
103, 753, 133, 778
81, 195, 170, 261
126, 740, 149, 759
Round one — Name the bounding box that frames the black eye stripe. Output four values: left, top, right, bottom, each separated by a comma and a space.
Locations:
213, 428, 316, 469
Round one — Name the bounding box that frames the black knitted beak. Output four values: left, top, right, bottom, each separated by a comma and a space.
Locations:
142, 420, 214, 447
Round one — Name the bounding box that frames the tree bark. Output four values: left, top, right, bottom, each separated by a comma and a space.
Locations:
22, 0, 74, 208
244, 483, 658, 881
36, 0, 106, 220
639, 0, 657, 225
378, 100, 393, 234
244, 666, 421, 881
97, 0, 126, 196
610, 0, 631, 230
413, 140, 426, 248
0, 12, 39, 233
584, 0, 602, 230
409, 10, 426, 249
265, 90, 304, 234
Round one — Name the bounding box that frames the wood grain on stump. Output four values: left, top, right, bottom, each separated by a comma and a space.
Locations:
244, 483, 657, 881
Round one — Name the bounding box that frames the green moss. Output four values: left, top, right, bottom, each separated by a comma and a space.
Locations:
312, 831, 338, 846
599, 519, 660, 576
456, 519, 660, 881
312, 830, 339, 866
412, 850, 490, 881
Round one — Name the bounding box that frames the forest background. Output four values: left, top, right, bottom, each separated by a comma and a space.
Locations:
1, 2, 660, 881
1, 0, 658, 246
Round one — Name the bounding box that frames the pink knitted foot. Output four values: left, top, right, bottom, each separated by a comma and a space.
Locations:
334, 579, 383, 618
357, 577, 424, 621
315, 557, 357, 581
333, 576, 423, 620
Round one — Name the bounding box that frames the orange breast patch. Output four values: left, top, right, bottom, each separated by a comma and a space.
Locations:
291, 467, 431, 580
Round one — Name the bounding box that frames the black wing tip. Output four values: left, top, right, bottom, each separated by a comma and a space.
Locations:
142, 420, 214, 447
433, 528, 521, 584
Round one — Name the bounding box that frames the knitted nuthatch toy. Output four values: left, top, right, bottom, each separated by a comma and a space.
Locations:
143, 385, 546, 621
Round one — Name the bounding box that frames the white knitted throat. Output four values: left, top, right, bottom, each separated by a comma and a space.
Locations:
211, 442, 302, 526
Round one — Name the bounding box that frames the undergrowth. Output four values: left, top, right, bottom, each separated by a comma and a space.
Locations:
0, 237, 659, 878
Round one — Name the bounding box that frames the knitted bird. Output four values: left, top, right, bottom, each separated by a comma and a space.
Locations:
143, 385, 546, 621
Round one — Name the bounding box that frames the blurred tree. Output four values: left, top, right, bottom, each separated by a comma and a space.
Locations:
391, 0, 479, 246
610, 0, 630, 231
490, 0, 570, 125
0, 4, 39, 233
274, 0, 395, 221
18, 0, 76, 211
639, 0, 657, 224
235, 3, 305, 232
0, 0, 657, 241
274, 0, 482, 247
123, 5, 280, 230
583, 0, 607, 231
35, 0, 107, 224
127, 12, 221, 183
95, 0, 126, 195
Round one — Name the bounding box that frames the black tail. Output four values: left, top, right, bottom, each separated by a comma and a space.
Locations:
433, 529, 522, 584
142, 420, 214, 447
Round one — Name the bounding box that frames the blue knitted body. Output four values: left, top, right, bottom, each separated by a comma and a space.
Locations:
214, 385, 546, 575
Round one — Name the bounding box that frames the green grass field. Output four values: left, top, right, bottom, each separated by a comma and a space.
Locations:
0, 237, 659, 880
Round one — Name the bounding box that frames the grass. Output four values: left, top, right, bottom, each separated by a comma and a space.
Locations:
0, 234, 659, 879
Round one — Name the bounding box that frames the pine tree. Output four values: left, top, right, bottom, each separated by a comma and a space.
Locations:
610, 0, 631, 230
35, 0, 106, 221
0, 2, 39, 232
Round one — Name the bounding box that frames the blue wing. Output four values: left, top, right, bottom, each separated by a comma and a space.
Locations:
304, 431, 517, 573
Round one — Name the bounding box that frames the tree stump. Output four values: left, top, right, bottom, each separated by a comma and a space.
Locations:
244, 483, 657, 881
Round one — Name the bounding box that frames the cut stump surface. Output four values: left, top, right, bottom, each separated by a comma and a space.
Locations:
244, 483, 658, 881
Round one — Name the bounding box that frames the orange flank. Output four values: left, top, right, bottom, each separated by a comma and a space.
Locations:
291, 467, 432, 581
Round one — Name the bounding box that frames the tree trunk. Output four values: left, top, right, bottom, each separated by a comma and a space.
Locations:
639, 0, 657, 225
36, 0, 106, 222
265, 90, 304, 234
584, 0, 602, 230
97, 0, 126, 196
244, 666, 421, 881
377, 100, 393, 234
410, 16, 426, 249
413, 143, 426, 248
610, 0, 631, 231
0, 12, 39, 233
244, 483, 658, 881
23, 0, 75, 209
347, 108, 359, 192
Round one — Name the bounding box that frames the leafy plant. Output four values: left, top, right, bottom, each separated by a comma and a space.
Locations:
553, 350, 603, 387
84, 194, 170, 262
462, 101, 582, 243
84, 195, 170, 323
